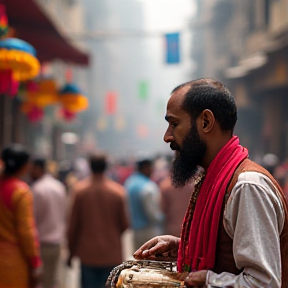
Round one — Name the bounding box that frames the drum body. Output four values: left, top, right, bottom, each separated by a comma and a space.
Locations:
114, 260, 187, 288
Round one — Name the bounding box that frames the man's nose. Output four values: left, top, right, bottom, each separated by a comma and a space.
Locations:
163, 129, 173, 143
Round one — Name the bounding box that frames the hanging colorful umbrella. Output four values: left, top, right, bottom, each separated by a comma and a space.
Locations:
58, 83, 88, 113
27, 106, 44, 123
20, 101, 34, 114
20, 102, 44, 123
25, 78, 58, 108
0, 38, 40, 96
0, 38, 40, 81
60, 108, 76, 121
0, 70, 18, 95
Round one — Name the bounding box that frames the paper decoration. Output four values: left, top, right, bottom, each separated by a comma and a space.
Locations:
58, 83, 88, 112
26, 78, 58, 107
138, 81, 148, 100
0, 38, 40, 81
137, 124, 149, 138
97, 116, 107, 131
0, 4, 8, 38
0, 69, 19, 96
0, 38, 40, 97
61, 108, 76, 121
105, 92, 117, 115
114, 114, 125, 131
27, 106, 44, 123
65, 68, 73, 83
165, 33, 180, 64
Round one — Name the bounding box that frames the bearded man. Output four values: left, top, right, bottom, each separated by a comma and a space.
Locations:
131, 78, 288, 288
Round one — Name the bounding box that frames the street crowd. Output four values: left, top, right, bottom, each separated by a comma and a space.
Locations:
0, 144, 191, 288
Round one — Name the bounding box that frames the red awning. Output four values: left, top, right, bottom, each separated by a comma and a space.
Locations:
3, 0, 89, 65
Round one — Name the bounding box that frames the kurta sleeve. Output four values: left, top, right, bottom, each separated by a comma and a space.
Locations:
206, 171, 285, 288
13, 186, 42, 269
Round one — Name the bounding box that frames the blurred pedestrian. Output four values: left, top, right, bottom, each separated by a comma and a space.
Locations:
67, 153, 129, 288
159, 176, 193, 237
125, 157, 164, 251
116, 160, 134, 185
73, 156, 90, 181
30, 158, 67, 288
151, 156, 170, 184
0, 144, 42, 288
261, 153, 279, 176
274, 159, 288, 198
57, 159, 73, 187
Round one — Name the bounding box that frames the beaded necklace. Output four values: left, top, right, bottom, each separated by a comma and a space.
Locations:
181, 173, 205, 272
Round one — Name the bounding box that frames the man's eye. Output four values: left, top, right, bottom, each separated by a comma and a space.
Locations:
171, 123, 178, 127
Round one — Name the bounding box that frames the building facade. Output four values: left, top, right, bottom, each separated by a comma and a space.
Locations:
192, 0, 288, 161
1, 0, 89, 160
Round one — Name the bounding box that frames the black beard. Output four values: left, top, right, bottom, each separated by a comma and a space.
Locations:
171, 124, 206, 188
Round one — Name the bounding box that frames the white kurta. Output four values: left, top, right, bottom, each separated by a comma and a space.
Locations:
206, 171, 285, 288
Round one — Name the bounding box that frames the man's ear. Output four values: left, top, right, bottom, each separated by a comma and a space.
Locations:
200, 109, 215, 133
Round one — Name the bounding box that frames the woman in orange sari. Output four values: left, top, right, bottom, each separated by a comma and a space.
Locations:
0, 144, 42, 288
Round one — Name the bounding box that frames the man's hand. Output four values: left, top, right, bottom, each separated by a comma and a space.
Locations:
133, 235, 180, 261
184, 270, 208, 288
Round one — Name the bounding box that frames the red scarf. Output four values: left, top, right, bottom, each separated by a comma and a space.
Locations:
177, 136, 248, 272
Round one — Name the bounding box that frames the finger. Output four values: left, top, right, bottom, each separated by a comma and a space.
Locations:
136, 255, 168, 261
178, 272, 189, 281
142, 242, 169, 256
133, 238, 159, 257
134, 250, 163, 260
184, 273, 198, 286
184, 274, 195, 287
184, 271, 207, 287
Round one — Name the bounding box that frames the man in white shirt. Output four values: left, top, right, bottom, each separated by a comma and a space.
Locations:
130, 78, 288, 288
30, 158, 67, 288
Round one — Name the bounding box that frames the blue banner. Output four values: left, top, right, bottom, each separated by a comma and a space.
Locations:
165, 33, 180, 64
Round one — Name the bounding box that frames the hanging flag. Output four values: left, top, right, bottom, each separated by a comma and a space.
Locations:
105, 91, 117, 115
138, 81, 148, 100
165, 33, 180, 64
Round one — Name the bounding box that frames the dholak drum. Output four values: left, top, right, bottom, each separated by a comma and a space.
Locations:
107, 260, 188, 288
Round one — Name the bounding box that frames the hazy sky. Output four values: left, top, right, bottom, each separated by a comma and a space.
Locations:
81, 0, 197, 158
141, 0, 196, 31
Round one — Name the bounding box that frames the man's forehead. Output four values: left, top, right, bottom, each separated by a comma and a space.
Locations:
169, 85, 191, 106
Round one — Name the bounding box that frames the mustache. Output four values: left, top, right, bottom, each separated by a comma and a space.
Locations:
170, 142, 180, 151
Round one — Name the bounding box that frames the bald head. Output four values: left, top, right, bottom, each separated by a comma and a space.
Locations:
171, 78, 237, 132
